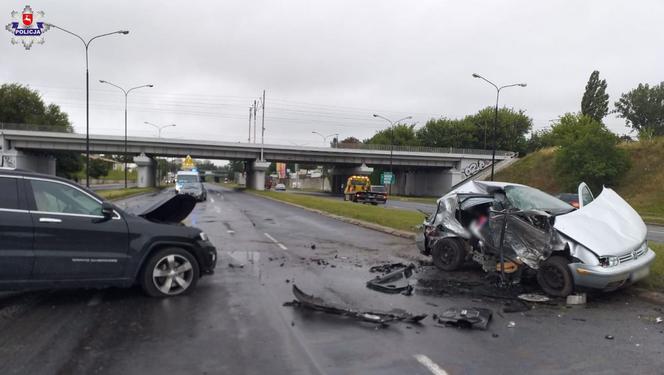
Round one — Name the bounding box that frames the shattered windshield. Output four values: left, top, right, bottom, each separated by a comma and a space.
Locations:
505, 185, 573, 212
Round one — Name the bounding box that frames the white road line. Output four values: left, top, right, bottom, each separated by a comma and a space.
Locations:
210, 197, 215, 203
227, 230, 235, 234
414, 354, 449, 375
264, 232, 288, 250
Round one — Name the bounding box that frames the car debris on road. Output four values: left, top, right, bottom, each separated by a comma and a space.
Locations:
433, 307, 493, 330
366, 263, 416, 295
284, 285, 427, 326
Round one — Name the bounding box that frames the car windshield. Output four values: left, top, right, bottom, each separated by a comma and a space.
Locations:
505, 185, 574, 212
370, 186, 385, 192
177, 175, 198, 183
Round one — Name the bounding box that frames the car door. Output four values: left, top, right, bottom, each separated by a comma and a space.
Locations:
25, 177, 130, 280
0, 175, 34, 281
577, 182, 595, 208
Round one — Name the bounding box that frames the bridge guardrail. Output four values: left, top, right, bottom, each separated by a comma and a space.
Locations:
0, 122, 72, 133
336, 142, 514, 157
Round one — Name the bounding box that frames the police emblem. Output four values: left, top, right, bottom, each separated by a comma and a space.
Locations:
6, 5, 49, 50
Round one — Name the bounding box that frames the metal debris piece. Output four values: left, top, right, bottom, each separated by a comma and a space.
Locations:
228, 263, 244, 268
566, 293, 587, 305
656, 317, 663, 324
502, 300, 530, 313
366, 264, 415, 294
369, 262, 408, 273
507, 321, 516, 328
284, 285, 427, 325
605, 334, 614, 340
518, 293, 550, 303
434, 307, 493, 330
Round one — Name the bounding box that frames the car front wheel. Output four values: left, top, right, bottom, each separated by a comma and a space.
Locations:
431, 238, 466, 271
537, 256, 574, 297
141, 247, 200, 297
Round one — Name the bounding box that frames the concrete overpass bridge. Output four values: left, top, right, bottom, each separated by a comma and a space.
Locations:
0, 128, 514, 196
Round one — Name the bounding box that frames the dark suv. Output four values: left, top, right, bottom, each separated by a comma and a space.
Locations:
0, 168, 217, 297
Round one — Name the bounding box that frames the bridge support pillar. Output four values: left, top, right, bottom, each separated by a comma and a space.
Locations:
389, 169, 459, 197
247, 160, 271, 190
0, 148, 55, 175
134, 153, 156, 188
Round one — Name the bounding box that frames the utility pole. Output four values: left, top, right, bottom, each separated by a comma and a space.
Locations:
260, 90, 266, 161
248, 106, 252, 143
253, 100, 257, 143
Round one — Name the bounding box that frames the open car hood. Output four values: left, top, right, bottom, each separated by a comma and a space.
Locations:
139, 194, 196, 223
553, 187, 646, 256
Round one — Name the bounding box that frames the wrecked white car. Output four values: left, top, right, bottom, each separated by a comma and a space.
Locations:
416, 181, 656, 297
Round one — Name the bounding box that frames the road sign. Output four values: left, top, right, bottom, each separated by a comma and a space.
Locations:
381, 172, 394, 185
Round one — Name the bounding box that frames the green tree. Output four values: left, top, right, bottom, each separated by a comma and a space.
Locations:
551, 114, 630, 192
339, 136, 361, 144
581, 70, 609, 123
416, 118, 478, 148
0, 83, 81, 178
614, 82, 664, 139
365, 124, 420, 146
88, 159, 111, 179
465, 107, 532, 154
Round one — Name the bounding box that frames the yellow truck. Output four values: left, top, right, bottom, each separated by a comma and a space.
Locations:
343, 176, 387, 204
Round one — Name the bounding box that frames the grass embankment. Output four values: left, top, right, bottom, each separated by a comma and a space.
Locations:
96, 187, 158, 201
389, 195, 438, 204
642, 242, 664, 291
252, 190, 423, 233
494, 138, 664, 224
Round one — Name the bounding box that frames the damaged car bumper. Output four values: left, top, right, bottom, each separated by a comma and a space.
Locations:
570, 248, 655, 290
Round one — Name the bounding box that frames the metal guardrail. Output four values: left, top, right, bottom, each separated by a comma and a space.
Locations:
337, 142, 513, 156
0, 122, 72, 133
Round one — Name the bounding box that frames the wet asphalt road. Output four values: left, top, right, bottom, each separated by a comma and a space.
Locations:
0, 185, 663, 375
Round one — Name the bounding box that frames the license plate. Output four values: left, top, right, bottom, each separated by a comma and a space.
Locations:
632, 267, 650, 281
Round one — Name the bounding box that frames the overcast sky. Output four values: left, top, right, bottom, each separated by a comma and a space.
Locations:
3, 0, 663, 147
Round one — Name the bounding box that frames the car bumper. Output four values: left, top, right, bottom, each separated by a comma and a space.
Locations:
569, 248, 656, 290
195, 240, 218, 275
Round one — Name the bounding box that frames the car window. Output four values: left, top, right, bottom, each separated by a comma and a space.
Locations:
578, 183, 594, 208
0, 177, 20, 209
30, 179, 102, 216
505, 185, 573, 212
177, 175, 198, 183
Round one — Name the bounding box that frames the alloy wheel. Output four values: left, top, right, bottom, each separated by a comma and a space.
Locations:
152, 254, 194, 296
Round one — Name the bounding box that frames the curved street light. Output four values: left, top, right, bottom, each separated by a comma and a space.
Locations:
143, 121, 176, 138
46, 23, 129, 187
311, 131, 339, 147
371, 114, 413, 194
472, 73, 526, 181
99, 80, 153, 188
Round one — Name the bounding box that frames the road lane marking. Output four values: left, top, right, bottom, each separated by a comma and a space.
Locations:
227, 230, 235, 234
264, 232, 288, 250
210, 197, 215, 203
414, 354, 449, 375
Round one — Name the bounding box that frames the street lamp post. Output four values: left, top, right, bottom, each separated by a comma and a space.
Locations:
311, 131, 339, 147
143, 121, 176, 138
99, 80, 153, 189
372, 114, 412, 194
46, 23, 129, 187
472, 73, 527, 181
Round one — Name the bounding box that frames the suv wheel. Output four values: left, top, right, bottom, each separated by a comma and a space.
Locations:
432, 238, 466, 271
142, 247, 200, 297
537, 256, 574, 297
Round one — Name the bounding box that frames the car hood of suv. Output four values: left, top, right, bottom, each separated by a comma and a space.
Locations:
139, 194, 196, 223
553, 187, 646, 256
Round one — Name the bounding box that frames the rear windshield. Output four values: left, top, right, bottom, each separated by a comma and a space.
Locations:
177, 175, 198, 183
370, 186, 385, 192
505, 185, 573, 212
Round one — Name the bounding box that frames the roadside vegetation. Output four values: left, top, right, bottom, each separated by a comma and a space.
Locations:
96, 187, 159, 201
495, 137, 664, 224
641, 242, 664, 290
251, 190, 423, 233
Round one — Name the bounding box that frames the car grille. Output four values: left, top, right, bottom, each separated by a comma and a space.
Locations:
617, 243, 648, 264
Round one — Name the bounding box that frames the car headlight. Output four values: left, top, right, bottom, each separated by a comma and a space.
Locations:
599, 255, 619, 267
199, 232, 209, 241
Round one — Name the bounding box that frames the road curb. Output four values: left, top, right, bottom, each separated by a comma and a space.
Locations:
248, 192, 417, 240
633, 288, 664, 305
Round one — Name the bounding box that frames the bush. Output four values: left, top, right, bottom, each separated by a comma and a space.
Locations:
553, 114, 630, 192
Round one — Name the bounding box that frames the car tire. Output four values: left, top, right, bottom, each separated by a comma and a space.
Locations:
141, 247, 200, 298
537, 256, 574, 297
431, 238, 466, 271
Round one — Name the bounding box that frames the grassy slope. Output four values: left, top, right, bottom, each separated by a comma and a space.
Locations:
494, 138, 664, 224
251, 190, 423, 233
641, 242, 664, 290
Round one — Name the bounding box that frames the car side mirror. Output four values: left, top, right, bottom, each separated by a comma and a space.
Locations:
101, 202, 115, 218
